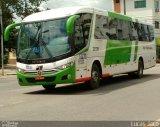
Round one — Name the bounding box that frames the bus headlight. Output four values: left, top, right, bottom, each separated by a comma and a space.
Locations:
17, 68, 25, 74
57, 62, 74, 70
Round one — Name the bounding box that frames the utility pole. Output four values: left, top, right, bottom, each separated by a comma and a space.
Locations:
24, 0, 27, 17
0, 6, 4, 76
124, 0, 126, 15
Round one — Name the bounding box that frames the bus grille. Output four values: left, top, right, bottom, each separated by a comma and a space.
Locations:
24, 69, 58, 75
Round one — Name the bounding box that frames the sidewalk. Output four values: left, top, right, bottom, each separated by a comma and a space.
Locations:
0, 64, 16, 76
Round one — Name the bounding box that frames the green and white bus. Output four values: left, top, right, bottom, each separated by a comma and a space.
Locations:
4, 6, 156, 90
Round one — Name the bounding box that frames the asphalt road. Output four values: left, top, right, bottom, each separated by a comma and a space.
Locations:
0, 65, 160, 121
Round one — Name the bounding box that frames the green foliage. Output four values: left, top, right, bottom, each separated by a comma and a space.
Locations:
0, 0, 47, 27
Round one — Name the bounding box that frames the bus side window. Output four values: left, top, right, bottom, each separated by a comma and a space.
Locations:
94, 15, 110, 39
114, 19, 130, 40
144, 25, 150, 42
141, 24, 147, 41
74, 18, 84, 53
129, 22, 138, 41
117, 19, 123, 40
81, 13, 92, 45
109, 18, 118, 40
136, 24, 143, 41
137, 23, 148, 41
74, 13, 92, 53
148, 25, 154, 42
121, 20, 130, 40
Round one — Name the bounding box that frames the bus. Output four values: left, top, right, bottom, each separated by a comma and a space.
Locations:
4, 6, 156, 90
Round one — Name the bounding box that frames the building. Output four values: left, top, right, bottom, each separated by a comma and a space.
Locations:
113, 0, 160, 61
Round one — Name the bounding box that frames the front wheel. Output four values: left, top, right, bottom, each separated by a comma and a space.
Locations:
42, 84, 56, 91
88, 64, 101, 89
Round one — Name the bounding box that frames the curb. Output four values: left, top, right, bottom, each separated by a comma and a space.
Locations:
6, 73, 16, 75
0, 75, 16, 78
0, 71, 16, 77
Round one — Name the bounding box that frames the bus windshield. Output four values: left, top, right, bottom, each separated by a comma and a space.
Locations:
17, 17, 71, 64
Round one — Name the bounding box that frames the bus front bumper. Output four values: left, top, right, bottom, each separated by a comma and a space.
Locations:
17, 65, 75, 86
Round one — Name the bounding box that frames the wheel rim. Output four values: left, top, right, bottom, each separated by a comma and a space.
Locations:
139, 66, 143, 75
92, 70, 99, 83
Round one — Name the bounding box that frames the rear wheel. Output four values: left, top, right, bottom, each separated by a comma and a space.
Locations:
88, 64, 101, 89
136, 59, 144, 78
42, 84, 56, 91
128, 59, 144, 78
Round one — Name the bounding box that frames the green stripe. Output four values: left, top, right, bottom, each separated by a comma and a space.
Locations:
134, 41, 139, 61
104, 40, 132, 65
108, 12, 132, 21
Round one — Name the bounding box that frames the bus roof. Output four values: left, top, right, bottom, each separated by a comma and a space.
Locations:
22, 6, 152, 26
22, 6, 94, 23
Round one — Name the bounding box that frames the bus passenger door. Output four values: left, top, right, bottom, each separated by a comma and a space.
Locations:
74, 14, 92, 81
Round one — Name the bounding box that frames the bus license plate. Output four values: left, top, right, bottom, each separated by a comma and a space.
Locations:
35, 76, 45, 80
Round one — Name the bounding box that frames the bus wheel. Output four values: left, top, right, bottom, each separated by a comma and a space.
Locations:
128, 59, 144, 78
89, 64, 101, 89
42, 84, 56, 91
136, 59, 144, 78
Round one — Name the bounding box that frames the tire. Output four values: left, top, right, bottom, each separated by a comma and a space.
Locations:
88, 64, 101, 89
42, 84, 56, 91
136, 59, 144, 78
128, 59, 144, 78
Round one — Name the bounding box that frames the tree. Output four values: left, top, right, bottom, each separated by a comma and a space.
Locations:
0, 0, 47, 27
0, 0, 47, 65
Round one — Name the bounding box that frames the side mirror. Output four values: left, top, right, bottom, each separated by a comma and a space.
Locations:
66, 15, 80, 35
66, 15, 80, 55
4, 23, 21, 41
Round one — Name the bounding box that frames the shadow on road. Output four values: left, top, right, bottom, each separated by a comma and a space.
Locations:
25, 74, 160, 95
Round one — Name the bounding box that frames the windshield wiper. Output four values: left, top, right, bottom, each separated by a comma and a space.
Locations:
39, 29, 53, 60
25, 24, 41, 63
25, 27, 53, 63
40, 37, 53, 59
